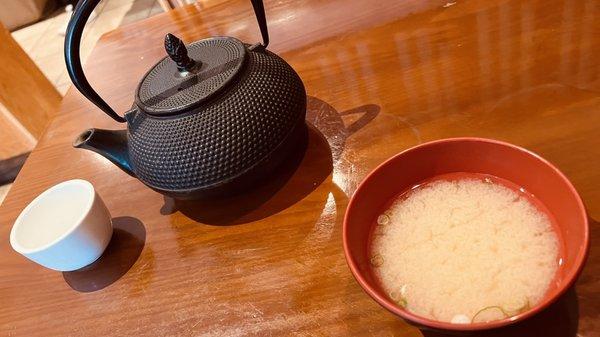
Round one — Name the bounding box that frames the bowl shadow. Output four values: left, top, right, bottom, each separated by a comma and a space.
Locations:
160, 123, 333, 226
62, 216, 146, 292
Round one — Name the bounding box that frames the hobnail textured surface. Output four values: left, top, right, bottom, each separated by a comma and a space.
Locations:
127, 46, 306, 193
136, 37, 246, 115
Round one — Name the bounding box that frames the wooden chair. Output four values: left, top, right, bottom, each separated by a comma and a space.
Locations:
0, 22, 61, 184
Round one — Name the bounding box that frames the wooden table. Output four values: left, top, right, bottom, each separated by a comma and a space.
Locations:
1, 0, 599, 335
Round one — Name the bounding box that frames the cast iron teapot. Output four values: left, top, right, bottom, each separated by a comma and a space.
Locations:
65, 0, 307, 199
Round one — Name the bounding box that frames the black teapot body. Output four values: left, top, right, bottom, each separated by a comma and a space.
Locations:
66, 0, 307, 199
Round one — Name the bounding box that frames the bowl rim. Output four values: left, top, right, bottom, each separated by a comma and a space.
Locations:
342, 137, 590, 331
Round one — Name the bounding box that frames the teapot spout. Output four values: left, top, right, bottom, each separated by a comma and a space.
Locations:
74, 128, 134, 177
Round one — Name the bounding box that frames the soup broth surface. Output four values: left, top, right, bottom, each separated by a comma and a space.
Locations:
370, 173, 560, 323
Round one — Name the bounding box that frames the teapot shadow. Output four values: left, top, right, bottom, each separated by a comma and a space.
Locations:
160, 123, 333, 225
62, 216, 146, 292
305, 95, 379, 162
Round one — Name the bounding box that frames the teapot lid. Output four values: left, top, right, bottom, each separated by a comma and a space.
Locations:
135, 36, 247, 116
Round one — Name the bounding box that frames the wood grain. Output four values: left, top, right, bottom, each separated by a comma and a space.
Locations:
0, 22, 61, 140
1, 0, 599, 336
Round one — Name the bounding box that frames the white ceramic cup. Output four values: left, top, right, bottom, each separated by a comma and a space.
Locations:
10, 179, 113, 271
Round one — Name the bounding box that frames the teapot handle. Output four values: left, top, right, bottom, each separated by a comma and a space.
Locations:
65, 0, 270, 123
251, 0, 269, 48
64, 0, 126, 123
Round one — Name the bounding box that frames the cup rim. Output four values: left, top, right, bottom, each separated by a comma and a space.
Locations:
342, 137, 590, 331
10, 179, 96, 255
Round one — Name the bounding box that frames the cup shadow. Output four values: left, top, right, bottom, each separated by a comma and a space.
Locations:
160, 123, 334, 226
62, 216, 146, 292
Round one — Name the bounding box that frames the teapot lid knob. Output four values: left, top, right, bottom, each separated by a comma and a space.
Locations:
136, 37, 246, 116
165, 33, 201, 73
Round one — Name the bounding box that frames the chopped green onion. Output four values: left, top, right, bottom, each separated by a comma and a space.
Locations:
377, 214, 390, 226
471, 306, 508, 323
370, 254, 383, 267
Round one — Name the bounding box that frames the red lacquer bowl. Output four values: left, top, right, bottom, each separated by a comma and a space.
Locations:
343, 138, 589, 331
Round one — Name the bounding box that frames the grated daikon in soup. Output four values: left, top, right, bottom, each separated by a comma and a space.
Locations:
370, 176, 559, 323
